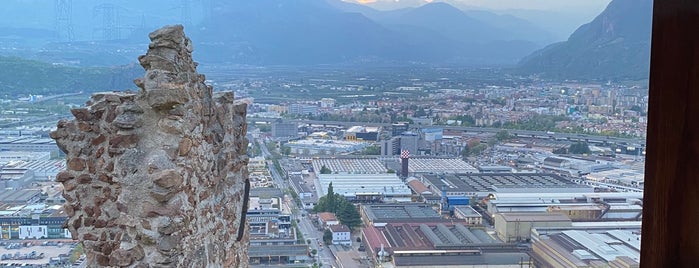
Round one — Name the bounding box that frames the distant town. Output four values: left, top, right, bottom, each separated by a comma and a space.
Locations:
0, 68, 646, 267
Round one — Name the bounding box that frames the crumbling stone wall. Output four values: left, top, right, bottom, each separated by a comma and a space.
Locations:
50, 25, 249, 267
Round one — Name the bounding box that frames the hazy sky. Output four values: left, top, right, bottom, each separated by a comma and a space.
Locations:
345, 0, 612, 13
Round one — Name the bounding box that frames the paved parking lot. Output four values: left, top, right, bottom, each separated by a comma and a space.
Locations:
1, 244, 74, 265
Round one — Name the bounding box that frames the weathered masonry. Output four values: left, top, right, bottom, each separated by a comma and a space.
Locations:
50, 25, 249, 267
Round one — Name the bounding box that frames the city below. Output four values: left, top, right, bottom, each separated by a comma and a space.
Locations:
0, 69, 646, 268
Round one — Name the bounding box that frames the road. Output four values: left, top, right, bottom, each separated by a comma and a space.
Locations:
249, 118, 644, 146
259, 137, 337, 267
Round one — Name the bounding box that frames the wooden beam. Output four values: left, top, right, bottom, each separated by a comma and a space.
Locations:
641, 0, 699, 266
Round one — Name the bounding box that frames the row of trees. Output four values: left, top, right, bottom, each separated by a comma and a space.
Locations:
313, 183, 362, 230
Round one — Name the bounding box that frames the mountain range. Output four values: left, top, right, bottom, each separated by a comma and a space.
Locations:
191, 0, 553, 66
516, 0, 653, 80
0, 0, 653, 91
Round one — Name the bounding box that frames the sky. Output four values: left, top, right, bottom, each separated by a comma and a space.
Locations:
344, 0, 612, 13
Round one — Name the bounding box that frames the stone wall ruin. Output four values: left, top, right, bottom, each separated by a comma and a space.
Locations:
50, 25, 249, 267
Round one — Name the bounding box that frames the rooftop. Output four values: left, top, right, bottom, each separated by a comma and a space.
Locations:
452, 206, 481, 217
406, 179, 432, 195
249, 187, 284, 199
363, 204, 441, 222
248, 244, 309, 257
0, 189, 42, 203
312, 158, 386, 174
363, 222, 500, 253
497, 212, 572, 222
329, 224, 350, 233
317, 174, 412, 197
318, 212, 337, 222
423, 173, 591, 195
407, 158, 478, 174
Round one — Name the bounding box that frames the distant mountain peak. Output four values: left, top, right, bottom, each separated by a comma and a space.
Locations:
516, 0, 652, 80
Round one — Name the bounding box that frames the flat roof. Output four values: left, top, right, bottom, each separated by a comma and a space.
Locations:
318, 174, 412, 197
407, 179, 432, 195
0, 189, 41, 203
250, 187, 283, 198
453, 206, 481, 217
423, 173, 591, 195
312, 157, 387, 174
393, 252, 530, 266
561, 230, 640, 262
407, 158, 478, 174
363, 204, 441, 222
248, 245, 308, 257
497, 212, 572, 222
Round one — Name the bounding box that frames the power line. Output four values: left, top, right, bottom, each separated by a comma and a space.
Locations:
54, 0, 75, 41
93, 3, 120, 40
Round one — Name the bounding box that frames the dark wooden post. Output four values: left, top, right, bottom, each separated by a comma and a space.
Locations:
641, 0, 699, 266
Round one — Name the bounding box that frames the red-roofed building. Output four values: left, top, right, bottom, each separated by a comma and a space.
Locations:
406, 179, 441, 204
317, 212, 339, 228
361, 225, 390, 261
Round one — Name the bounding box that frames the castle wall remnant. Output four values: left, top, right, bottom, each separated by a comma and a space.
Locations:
50, 25, 249, 267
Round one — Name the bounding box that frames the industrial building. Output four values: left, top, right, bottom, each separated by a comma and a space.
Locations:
0, 204, 71, 240
584, 169, 645, 192
380, 137, 401, 156
379, 131, 420, 156
422, 128, 443, 141
0, 151, 51, 163
248, 245, 310, 265
421, 173, 593, 199
382, 157, 479, 177
317, 174, 412, 202
286, 139, 368, 155
399, 132, 419, 156
311, 158, 386, 174
485, 192, 644, 222
344, 126, 380, 141
0, 137, 60, 156
493, 212, 572, 242
13, 160, 64, 181
361, 204, 443, 226
406, 178, 441, 204
531, 228, 641, 267
271, 122, 298, 138
406, 157, 478, 174
362, 222, 531, 267
288, 174, 316, 209
391, 122, 410, 136
452, 206, 483, 225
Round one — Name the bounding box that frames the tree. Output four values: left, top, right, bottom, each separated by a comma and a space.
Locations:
311, 249, 317, 256
569, 142, 591, 154
496, 130, 512, 141
281, 145, 291, 156
320, 165, 332, 174
553, 147, 568, 154
323, 229, 333, 245
361, 146, 381, 155
336, 202, 362, 230
313, 192, 362, 230
461, 145, 471, 158
327, 183, 335, 213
